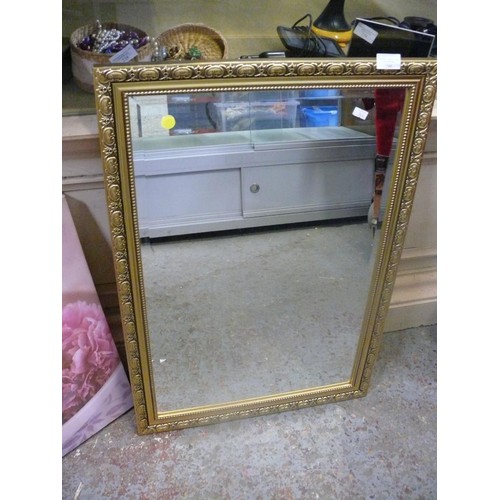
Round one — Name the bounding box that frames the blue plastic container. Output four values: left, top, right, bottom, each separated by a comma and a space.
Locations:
301, 106, 339, 127
299, 89, 341, 98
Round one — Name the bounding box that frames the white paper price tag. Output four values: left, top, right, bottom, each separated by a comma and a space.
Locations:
109, 44, 138, 63
376, 53, 401, 70
353, 22, 378, 44
352, 107, 369, 120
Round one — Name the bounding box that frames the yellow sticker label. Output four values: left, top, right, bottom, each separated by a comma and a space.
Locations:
161, 115, 176, 130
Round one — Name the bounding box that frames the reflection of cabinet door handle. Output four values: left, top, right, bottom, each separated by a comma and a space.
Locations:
250, 183, 260, 193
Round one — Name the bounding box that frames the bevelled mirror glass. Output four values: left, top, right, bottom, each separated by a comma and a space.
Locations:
93, 58, 436, 434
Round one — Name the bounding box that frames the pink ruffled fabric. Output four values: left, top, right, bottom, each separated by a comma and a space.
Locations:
62, 301, 120, 423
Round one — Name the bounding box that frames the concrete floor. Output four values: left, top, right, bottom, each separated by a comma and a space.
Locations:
62, 324, 437, 499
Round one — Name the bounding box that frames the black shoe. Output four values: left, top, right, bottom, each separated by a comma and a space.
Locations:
277, 14, 345, 58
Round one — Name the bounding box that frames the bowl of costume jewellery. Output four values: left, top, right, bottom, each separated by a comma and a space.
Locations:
70, 20, 152, 93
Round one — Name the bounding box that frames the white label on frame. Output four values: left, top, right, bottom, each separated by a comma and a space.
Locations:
353, 22, 378, 44
352, 107, 369, 120
376, 53, 402, 70
109, 44, 138, 63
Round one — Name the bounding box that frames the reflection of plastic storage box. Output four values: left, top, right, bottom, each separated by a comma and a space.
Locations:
299, 88, 340, 127
211, 100, 299, 132
300, 89, 341, 99
301, 106, 339, 127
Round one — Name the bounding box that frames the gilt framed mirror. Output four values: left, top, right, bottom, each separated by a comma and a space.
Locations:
93, 57, 437, 434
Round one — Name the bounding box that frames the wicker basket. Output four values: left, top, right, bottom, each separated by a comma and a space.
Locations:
70, 22, 152, 93
156, 23, 228, 61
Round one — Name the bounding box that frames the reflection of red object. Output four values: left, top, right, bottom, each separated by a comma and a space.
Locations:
371, 88, 405, 223
374, 88, 405, 156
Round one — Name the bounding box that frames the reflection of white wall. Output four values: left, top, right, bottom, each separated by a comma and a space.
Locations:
129, 95, 171, 140
63, 1, 437, 58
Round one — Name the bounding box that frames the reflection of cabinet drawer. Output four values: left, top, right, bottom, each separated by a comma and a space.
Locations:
136, 169, 242, 238
242, 160, 373, 218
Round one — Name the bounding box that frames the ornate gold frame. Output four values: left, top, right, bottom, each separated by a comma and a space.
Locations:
94, 58, 437, 434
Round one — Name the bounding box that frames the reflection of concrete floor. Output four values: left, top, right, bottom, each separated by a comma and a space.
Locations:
62, 325, 437, 499
140, 218, 375, 410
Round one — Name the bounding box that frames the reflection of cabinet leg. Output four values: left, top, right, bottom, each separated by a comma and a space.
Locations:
371, 154, 389, 225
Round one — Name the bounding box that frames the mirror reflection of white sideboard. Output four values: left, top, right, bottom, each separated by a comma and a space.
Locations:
133, 130, 377, 238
